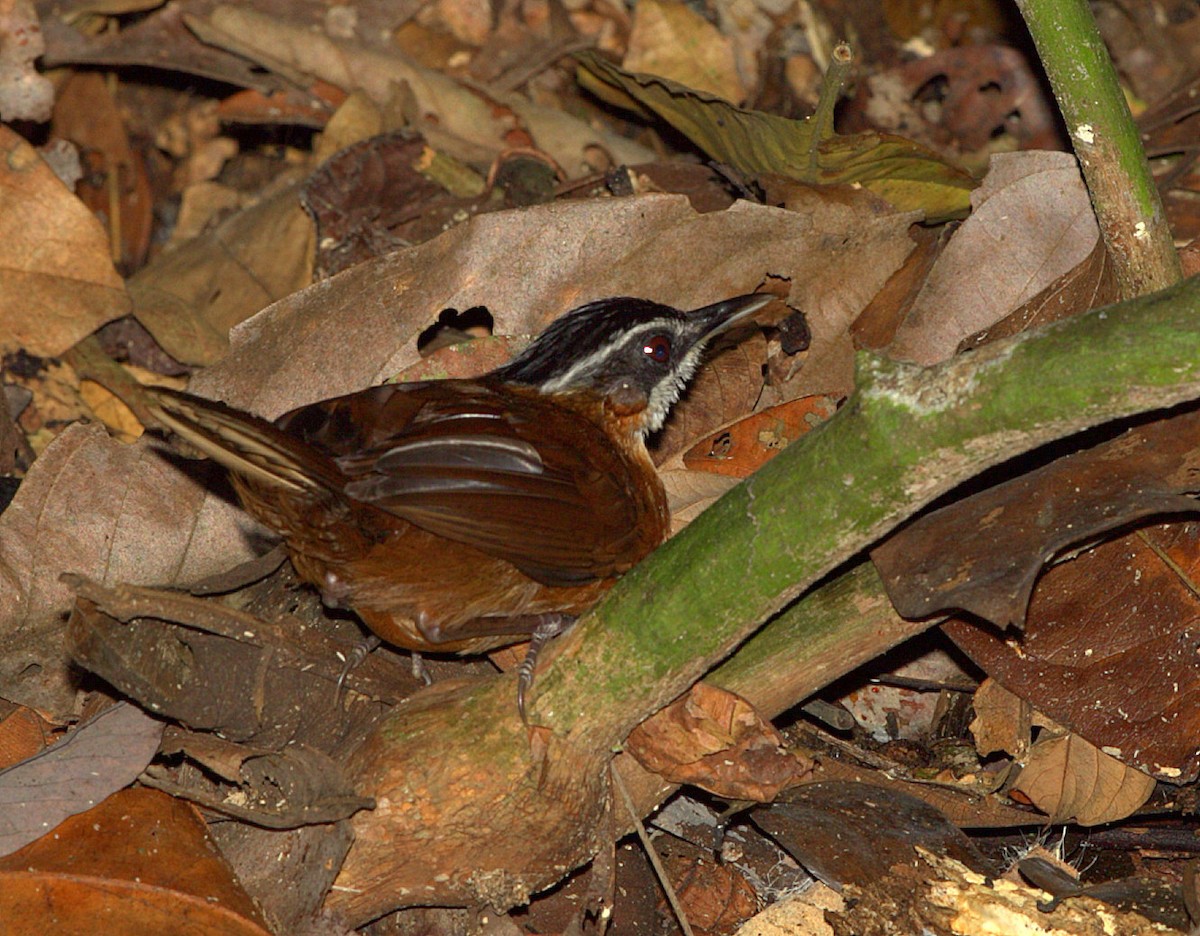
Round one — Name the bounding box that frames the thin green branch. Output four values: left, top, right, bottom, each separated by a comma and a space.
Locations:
1015, 0, 1181, 297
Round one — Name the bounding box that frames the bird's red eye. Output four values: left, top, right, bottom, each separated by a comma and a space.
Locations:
643, 335, 671, 364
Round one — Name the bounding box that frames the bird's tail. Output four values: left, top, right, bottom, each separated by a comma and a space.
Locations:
145, 387, 345, 495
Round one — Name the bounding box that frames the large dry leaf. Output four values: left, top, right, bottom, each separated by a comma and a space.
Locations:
0, 703, 163, 856
0, 422, 261, 714
957, 236, 1119, 353
944, 529, 1200, 783
1012, 731, 1155, 826
0, 125, 129, 356
0, 787, 270, 935
576, 50, 975, 223
873, 405, 1200, 628
888, 150, 1099, 365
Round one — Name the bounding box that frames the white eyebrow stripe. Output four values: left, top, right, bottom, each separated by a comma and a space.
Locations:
537, 323, 680, 393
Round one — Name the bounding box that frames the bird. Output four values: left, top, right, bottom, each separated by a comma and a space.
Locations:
146, 293, 772, 719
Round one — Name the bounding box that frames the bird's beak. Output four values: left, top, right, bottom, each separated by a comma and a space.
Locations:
687, 293, 775, 342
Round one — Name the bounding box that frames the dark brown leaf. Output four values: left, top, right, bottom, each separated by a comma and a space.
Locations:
944, 526, 1200, 782
752, 781, 996, 889
873, 406, 1200, 627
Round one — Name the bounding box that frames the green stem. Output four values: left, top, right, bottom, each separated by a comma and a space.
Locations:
1014, 0, 1180, 297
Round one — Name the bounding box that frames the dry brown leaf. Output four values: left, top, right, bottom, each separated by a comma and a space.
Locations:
0, 705, 55, 770
888, 150, 1098, 365
0, 787, 270, 935
957, 237, 1119, 352
0, 125, 129, 357
624, 0, 745, 103
1012, 731, 1156, 826
127, 177, 315, 366
626, 683, 811, 801
0, 423, 261, 715
41, 2, 283, 95
969, 678, 1032, 760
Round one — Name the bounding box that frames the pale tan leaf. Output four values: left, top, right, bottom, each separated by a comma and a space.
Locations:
1013, 732, 1155, 826
0, 423, 261, 715
0, 126, 129, 356
888, 151, 1099, 365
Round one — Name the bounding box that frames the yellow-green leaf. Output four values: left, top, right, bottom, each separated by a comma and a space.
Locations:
576, 50, 975, 222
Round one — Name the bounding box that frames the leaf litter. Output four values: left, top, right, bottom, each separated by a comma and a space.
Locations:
3, 1, 1200, 932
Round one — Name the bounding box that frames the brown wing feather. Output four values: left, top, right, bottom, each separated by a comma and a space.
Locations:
276, 380, 666, 585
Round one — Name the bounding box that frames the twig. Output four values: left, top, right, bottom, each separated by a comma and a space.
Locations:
611, 765, 695, 936
1014, 0, 1181, 298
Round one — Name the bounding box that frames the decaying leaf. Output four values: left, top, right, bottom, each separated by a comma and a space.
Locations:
944, 527, 1200, 783
1012, 731, 1156, 826
873, 404, 1200, 628
753, 781, 996, 889
626, 683, 811, 801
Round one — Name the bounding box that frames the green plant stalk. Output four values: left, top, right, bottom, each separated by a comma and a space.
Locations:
809, 42, 854, 147
1015, 0, 1181, 297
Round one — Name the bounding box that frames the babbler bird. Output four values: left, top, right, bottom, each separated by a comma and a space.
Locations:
147, 293, 771, 718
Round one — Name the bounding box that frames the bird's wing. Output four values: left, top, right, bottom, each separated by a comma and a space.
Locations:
279, 382, 665, 586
